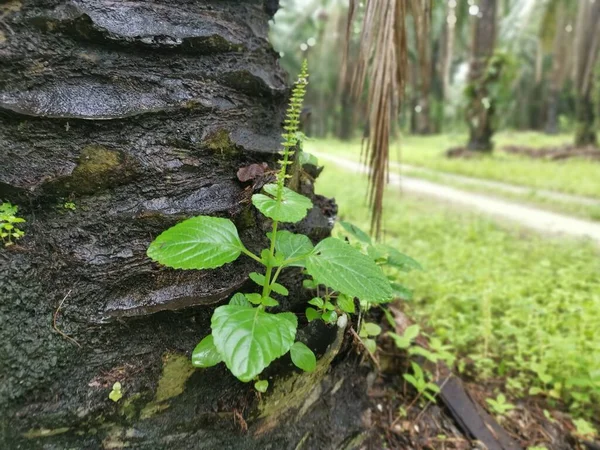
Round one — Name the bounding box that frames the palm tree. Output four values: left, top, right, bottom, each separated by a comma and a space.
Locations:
0, 1, 352, 448
465, 0, 498, 151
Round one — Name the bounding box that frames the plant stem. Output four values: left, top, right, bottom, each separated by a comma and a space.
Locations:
262, 220, 279, 299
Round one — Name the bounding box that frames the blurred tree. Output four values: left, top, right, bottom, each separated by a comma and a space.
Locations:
572, 0, 600, 147
465, 0, 498, 152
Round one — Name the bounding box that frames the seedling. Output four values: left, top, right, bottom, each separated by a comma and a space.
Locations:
109, 382, 123, 402
486, 393, 515, 416
147, 62, 394, 389
403, 361, 440, 403
0, 202, 25, 246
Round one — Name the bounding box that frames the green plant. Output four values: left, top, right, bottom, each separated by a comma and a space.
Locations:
403, 361, 440, 403
486, 393, 515, 416
573, 418, 597, 439
147, 62, 393, 389
63, 201, 77, 211
0, 202, 25, 246
109, 382, 123, 402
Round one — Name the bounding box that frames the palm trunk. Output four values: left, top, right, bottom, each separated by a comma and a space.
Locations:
410, 0, 433, 135
575, 92, 597, 146
465, 0, 497, 152
0, 2, 371, 448
573, 0, 600, 147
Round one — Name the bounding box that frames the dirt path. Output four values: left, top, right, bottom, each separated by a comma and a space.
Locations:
316, 153, 600, 245
390, 161, 600, 207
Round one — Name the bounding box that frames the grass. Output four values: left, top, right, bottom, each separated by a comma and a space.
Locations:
305, 131, 600, 199
316, 163, 600, 419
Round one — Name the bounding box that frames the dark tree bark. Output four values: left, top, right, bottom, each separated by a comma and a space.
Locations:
465, 0, 497, 152
0, 2, 369, 449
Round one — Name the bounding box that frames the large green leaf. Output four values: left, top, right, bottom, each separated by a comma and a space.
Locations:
305, 238, 393, 303
269, 230, 314, 266
191, 335, 222, 368
147, 216, 244, 269
252, 184, 312, 223
211, 305, 298, 382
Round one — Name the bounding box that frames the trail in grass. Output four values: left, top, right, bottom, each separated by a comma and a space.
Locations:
315, 153, 600, 245
390, 161, 600, 207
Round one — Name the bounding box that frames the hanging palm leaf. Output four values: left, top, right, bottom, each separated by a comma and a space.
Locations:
342, 0, 410, 239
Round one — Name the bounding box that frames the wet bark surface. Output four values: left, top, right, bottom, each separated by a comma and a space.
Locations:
0, 1, 371, 448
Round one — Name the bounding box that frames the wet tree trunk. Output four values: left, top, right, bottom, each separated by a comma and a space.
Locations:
0, 1, 371, 449
465, 0, 497, 152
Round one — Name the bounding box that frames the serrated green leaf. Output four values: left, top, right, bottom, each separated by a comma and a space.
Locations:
252, 184, 312, 223
147, 216, 244, 270
308, 297, 324, 308
290, 342, 316, 372
254, 380, 269, 393
191, 334, 222, 368
269, 230, 314, 267
340, 221, 372, 244
211, 305, 297, 382
229, 293, 251, 307
270, 283, 289, 296
246, 294, 262, 305
305, 238, 392, 303
336, 294, 355, 314
305, 307, 321, 322
262, 296, 279, 307
249, 272, 266, 287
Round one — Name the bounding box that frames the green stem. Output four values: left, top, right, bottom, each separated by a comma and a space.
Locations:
262, 220, 279, 299
241, 248, 263, 264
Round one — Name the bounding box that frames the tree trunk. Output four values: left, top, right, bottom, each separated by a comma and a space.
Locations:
465, 0, 497, 152
573, 0, 600, 147
0, 2, 369, 449
544, 2, 572, 135
409, 0, 433, 135
575, 93, 597, 146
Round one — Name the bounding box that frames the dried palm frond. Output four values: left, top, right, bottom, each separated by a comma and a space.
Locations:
342, 0, 409, 239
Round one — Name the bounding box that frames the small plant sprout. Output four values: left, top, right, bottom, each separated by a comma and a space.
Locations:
359, 322, 382, 354
147, 62, 394, 390
486, 393, 515, 416
109, 382, 123, 402
0, 202, 25, 247
403, 362, 440, 403
63, 201, 77, 211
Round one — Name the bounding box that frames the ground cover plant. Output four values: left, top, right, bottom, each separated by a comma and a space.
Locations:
317, 164, 600, 422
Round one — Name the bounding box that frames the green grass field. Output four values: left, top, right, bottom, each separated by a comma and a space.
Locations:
306, 132, 600, 199
316, 162, 600, 418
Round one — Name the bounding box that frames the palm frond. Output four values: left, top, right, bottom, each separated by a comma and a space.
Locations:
343, 0, 408, 239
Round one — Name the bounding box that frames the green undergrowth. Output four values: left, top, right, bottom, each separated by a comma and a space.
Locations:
306, 131, 600, 199
316, 164, 600, 420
